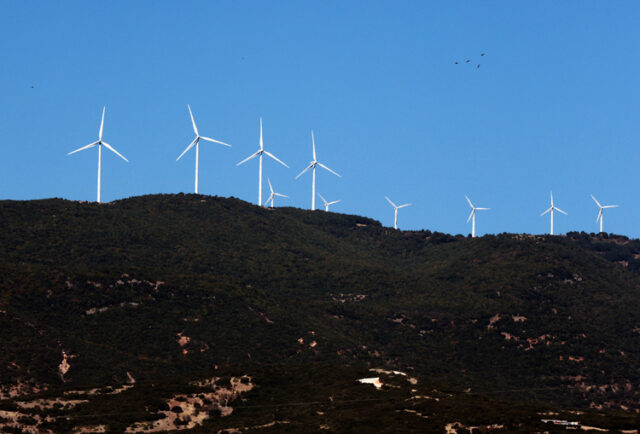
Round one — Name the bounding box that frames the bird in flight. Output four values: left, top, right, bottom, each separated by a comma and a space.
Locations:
454, 61, 459, 64
465, 59, 470, 63
477, 64, 480, 68
481, 53, 485, 56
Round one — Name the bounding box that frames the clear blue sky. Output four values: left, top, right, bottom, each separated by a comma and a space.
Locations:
1, 2, 639, 236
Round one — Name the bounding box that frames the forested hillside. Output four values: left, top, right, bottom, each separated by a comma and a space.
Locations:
1, 194, 640, 432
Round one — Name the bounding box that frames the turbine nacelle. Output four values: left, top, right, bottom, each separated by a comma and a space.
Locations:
67, 107, 129, 162
176, 105, 231, 195
296, 130, 341, 211
464, 195, 489, 237
265, 178, 288, 208
385, 196, 411, 229
237, 118, 288, 207
591, 194, 618, 232
540, 191, 567, 235
67, 106, 128, 203
177, 105, 231, 162
318, 193, 341, 212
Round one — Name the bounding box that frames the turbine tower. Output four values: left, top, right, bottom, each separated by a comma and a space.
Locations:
265, 178, 288, 208
295, 130, 341, 210
385, 196, 411, 230
591, 194, 618, 233
540, 191, 567, 235
318, 193, 341, 212
237, 118, 288, 206
176, 105, 231, 194
67, 107, 128, 203
465, 195, 489, 237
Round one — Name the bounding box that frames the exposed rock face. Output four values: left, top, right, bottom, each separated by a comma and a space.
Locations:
59, 350, 75, 382
125, 376, 254, 432
0, 374, 252, 433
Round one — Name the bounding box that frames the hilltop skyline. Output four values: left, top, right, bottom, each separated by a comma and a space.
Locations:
1, 2, 639, 236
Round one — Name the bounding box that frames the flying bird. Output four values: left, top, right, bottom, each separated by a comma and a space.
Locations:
477, 64, 480, 68
454, 61, 459, 64
465, 59, 470, 63
481, 53, 485, 56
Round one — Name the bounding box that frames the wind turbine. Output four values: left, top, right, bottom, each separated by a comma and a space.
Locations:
176, 105, 231, 194
67, 106, 128, 203
237, 118, 289, 206
318, 193, 341, 212
465, 195, 490, 237
385, 196, 411, 230
295, 130, 341, 210
540, 191, 567, 235
265, 178, 288, 208
591, 194, 618, 233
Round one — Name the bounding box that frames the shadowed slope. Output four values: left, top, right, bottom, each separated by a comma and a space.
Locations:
1, 194, 640, 431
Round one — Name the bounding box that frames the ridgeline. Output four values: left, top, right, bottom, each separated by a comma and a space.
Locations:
1, 194, 640, 432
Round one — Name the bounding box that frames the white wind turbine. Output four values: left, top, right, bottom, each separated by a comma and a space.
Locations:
465, 195, 490, 237
385, 196, 411, 230
318, 193, 341, 212
176, 105, 231, 194
591, 194, 618, 233
540, 191, 567, 235
67, 107, 128, 203
265, 178, 288, 208
295, 131, 341, 210
237, 118, 289, 206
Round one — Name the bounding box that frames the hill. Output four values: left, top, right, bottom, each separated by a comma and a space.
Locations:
1, 194, 640, 432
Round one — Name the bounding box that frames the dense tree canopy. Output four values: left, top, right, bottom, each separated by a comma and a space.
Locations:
1, 194, 639, 431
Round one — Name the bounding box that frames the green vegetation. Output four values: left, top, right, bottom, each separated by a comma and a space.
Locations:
1, 194, 640, 431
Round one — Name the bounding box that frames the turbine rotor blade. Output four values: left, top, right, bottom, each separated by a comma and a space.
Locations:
236, 150, 260, 166
259, 117, 263, 150
467, 209, 474, 223
99, 106, 105, 140
398, 203, 411, 208
384, 196, 397, 208
263, 150, 289, 168
596, 209, 603, 222
101, 141, 129, 162
295, 164, 313, 179
200, 136, 232, 147
317, 162, 341, 177
275, 193, 288, 198
591, 194, 602, 208
541, 207, 552, 216
555, 207, 568, 215
188, 105, 198, 136
465, 195, 474, 209
68, 141, 99, 155
311, 130, 316, 161
267, 177, 274, 193
603, 205, 618, 209
550, 191, 554, 206
318, 193, 328, 205
476, 207, 490, 210
328, 200, 341, 205
177, 138, 198, 161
